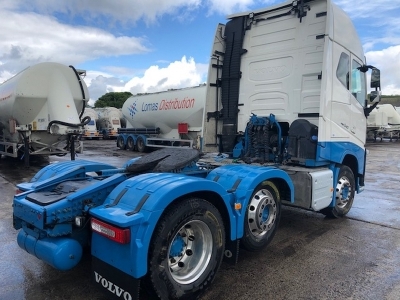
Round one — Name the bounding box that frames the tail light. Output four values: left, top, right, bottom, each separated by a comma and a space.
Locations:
91, 218, 130, 244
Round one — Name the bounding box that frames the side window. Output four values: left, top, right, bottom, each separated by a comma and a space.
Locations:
336, 52, 349, 89
351, 60, 366, 106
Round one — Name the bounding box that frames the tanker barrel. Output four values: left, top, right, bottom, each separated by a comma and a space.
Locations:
0, 62, 89, 136
0, 62, 90, 162
121, 85, 206, 138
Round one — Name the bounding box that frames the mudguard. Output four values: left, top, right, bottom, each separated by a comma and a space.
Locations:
90, 172, 234, 278
206, 164, 294, 239
90, 165, 294, 279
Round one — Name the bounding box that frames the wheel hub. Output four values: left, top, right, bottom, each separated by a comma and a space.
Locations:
170, 235, 185, 257
168, 220, 213, 284
247, 189, 277, 237
336, 176, 351, 209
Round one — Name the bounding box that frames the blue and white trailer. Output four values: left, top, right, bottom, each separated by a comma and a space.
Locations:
13, 0, 381, 299
117, 85, 206, 153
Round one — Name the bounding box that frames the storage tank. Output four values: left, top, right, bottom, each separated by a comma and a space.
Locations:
121, 84, 206, 140
0, 62, 89, 162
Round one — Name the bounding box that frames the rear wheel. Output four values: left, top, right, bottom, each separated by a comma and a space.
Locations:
144, 198, 225, 300
126, 136, 135, 151
136, 136, 146, 152
116, 135, 125, 149
321, 165, 355, 218
241, 181, 281, 252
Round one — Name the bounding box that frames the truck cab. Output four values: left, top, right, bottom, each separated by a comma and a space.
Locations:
203, 0, 380, 199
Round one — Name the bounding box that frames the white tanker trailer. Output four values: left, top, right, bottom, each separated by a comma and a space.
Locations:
0, 62, 90, 165
118, 84, 206, 152
367, 104, 400, 141
94, 107, 121, 139
81, 108, 102, 139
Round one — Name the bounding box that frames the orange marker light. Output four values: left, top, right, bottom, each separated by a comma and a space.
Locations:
234, 203, 242, 210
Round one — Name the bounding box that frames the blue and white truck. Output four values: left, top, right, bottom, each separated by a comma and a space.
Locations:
13, 0, 381, 299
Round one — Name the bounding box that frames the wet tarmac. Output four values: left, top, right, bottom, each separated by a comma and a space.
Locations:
1, 140, 399, 300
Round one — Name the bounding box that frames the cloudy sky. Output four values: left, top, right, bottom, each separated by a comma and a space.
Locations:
1, 0, 399, 105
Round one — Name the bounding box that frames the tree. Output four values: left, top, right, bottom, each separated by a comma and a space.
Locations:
94, 91, 133, 108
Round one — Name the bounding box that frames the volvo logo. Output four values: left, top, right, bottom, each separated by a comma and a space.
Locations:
94, 271, 132, 300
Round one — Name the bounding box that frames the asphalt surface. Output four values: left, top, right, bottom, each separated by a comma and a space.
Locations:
0, 139, 399, 300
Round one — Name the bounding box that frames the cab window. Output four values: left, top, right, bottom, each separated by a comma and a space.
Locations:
336, 52, 349, 89
351, 60, 366, 106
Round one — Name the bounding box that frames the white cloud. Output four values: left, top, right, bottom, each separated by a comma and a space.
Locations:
0, 0, 272, 82
335, 0, 398, 19
5, 0, 279, 25
9, 0, 203, 25
366, 45, 400, 95
0, 8, 149, 78
123, 56, 207, 94
86, 56, 208, 105
83, 70, 123, 106
337, 0, 400, 51
205, 0, 257, 15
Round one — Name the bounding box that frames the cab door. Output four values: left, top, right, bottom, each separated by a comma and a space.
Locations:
349, 56, 367, 146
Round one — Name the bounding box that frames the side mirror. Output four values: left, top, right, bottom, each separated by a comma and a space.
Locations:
370, 90, 381, 103
370, 68, 380, 88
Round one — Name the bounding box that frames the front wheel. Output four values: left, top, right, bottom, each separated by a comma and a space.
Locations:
321, 165, 355, 218
144, 198, 225, 300
241, 181, 281, 252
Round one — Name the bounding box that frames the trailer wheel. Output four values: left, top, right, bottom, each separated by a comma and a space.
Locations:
321, 165, 355, 218
126, 136, 135, 151
144, 198, 225, 300
116, 135, 125, 149
136, 136, 146, 152
102, 130, 109, 140
241, 181, 281, 252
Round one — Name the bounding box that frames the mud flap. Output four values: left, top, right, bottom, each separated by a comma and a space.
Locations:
223, 239, 240, 265
92, 256, 140, 300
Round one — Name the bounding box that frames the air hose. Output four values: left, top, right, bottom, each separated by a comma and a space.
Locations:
47, 116, 91, 134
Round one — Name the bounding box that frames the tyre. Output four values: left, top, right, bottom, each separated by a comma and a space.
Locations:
241, 181, 281, 252
136, 136, 146, 152
116, 135, 125, 149
321, 165, 355, 218
144, 198, 225, 300
126, 136, 135, 151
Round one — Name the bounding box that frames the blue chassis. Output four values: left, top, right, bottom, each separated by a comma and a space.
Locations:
13, 158, 294, 278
